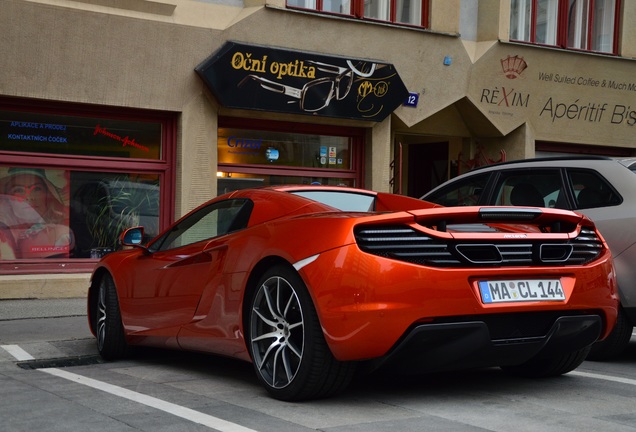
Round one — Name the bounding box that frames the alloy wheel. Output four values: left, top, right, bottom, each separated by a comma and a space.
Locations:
250, 275, 304, 389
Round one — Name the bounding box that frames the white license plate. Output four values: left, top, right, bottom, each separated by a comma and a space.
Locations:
478, 279, 565, 304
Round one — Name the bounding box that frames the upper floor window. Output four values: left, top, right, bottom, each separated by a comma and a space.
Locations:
510, 0, 620, 54
287, 0, 429, 27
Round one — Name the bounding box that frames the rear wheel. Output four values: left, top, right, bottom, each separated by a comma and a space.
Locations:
587, 306, 633, 361
247, 265, 355, 401
501, 346, 590, 378
95, 274, 128, 360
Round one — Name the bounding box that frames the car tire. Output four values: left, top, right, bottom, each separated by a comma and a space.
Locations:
587, 305, 633, 361
247, 265, 356, 401
500, 346, 591, 378
95, 274, 128, 360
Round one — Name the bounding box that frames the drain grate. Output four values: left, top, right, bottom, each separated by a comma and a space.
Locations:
17, 355, 105, 370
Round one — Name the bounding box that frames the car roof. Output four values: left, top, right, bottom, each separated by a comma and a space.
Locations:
442, 156, 636, 180
467, 155, 615, 172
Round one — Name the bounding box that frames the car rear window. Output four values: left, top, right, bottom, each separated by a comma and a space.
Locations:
290, 190, 375, 212
567, 169, 622, 209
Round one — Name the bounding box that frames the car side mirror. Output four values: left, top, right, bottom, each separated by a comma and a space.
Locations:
121, 227, 145, 246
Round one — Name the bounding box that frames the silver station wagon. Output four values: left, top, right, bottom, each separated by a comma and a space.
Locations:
423, 156, 636, 360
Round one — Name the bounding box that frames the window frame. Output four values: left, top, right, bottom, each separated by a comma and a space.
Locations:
286, 0, 429, 28
0, 97, 176, 275
509, 0, 621, 55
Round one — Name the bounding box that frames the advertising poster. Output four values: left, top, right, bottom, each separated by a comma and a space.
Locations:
0, 167, 73, 259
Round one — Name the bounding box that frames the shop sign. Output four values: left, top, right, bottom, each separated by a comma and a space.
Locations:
196, 41, 409, 122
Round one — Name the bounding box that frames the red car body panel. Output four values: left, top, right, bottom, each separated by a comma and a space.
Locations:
300, 246, 615, 360
88, 186, 619, 368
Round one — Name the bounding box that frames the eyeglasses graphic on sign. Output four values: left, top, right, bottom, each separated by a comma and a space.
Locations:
238, 60, 377, 112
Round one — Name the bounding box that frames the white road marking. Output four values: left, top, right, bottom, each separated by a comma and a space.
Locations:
1, 345, 259, 432
1, 344, 35, 361
4, 344, 635, 431
570, 370, 636, 386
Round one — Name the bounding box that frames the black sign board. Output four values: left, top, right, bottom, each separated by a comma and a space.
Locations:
195, 41, 409, 122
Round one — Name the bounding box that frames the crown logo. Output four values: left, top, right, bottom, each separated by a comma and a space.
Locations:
500, 55, 527, 79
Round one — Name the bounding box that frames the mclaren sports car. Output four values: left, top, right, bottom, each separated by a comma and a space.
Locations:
88, 186, 619, 401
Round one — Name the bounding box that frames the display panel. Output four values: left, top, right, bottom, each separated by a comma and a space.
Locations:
218, 128, 352, 170
0, 111, 162, 160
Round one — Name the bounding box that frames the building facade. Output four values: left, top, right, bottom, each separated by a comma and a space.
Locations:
1, 0, 634, 298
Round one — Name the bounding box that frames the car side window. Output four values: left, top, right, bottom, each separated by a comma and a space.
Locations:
150, 199, 252, 252
424, 172, 491, 206
567, 169, 621, 209
492, 170, 564, 208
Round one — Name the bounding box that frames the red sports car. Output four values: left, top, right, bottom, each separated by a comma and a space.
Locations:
88, 186, 619, 401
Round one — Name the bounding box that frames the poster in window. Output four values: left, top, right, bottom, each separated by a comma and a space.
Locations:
0, 167, 74, 259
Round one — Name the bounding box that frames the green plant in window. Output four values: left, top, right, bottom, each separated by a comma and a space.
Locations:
86, 178, 159, 252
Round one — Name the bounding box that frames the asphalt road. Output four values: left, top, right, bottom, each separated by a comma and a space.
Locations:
1, 298, 635, 432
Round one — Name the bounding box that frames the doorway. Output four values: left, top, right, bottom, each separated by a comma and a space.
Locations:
407, 142, 449, 198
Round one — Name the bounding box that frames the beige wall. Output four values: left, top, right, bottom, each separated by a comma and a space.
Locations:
367, 118, 393, 192
429, 0, 460, 34
178, 94, 219, 214
476, 0, 506, 42
0, 274, 91, 299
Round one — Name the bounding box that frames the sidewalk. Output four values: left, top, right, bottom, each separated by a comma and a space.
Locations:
0, 298, 86, 320
0, 298, 93, 353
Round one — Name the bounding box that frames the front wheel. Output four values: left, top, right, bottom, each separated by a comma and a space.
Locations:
247, 265, 355, 401
95, 274, 128, 360
501, 346, 590, 378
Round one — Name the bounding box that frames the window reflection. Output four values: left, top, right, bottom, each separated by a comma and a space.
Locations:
536, 0, 558, 44
510, 0, 532, 41
70, 173, 160, 258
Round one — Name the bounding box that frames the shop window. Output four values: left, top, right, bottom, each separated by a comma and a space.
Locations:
510, 0, 620, 54
1, 168, 160, 260
0, 100, 174, 273
217, 118, 363, 195
286, 0, 428, 27
70, 172, 161, 257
